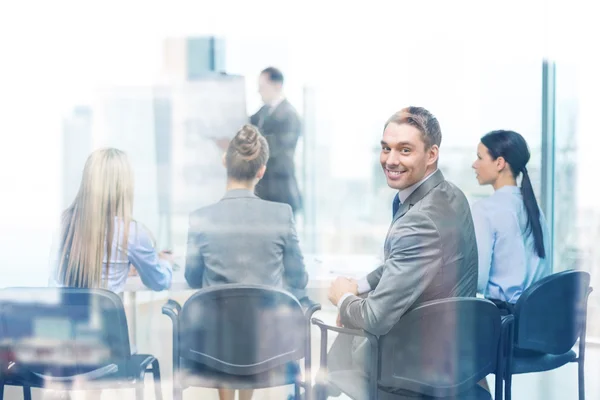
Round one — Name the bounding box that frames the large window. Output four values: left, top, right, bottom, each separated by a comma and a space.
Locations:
0, 3, 561, 282
295, 56, 544, 255
2, 3, 600, 400
554, 60, 600, 338
224, 27, 546, 255
549, 1, 600, 339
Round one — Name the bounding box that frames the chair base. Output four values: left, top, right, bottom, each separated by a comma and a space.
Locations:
510, 349, 577, 374
179, 359, 301, 390
325, 371, 491, 400
505, 354, 584, 400
1, 355, 162, 400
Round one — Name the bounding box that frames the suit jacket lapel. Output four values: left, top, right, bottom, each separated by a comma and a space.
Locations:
256, 105, 270, 129
392, 170, 445, 223
261, 99, 288, 130
394, 200, 412, 221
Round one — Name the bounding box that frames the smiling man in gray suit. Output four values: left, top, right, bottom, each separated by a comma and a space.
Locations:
324, 106, 478, 394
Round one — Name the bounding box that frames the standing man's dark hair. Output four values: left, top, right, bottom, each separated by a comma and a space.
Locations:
250, 67, 302, 213
261, 66, 284, 84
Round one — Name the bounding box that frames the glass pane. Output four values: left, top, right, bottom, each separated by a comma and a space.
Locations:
227, 42, 544, 255
554, 61, 600, 339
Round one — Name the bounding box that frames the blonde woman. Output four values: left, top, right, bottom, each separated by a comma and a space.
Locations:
53, 148, 173, 293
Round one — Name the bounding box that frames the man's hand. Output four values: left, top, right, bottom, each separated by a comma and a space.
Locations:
336, 312, 343, 327
328, 277, 359, 306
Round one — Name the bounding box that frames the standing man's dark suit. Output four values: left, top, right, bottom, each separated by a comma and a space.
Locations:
250, 99, 302, 213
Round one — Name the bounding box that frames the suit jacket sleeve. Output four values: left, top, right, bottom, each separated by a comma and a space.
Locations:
471, 201, 493, 295
340, 213, 443, 336
282, 206, 309, 290
266, 109, 301, 165
366, 265, 385, 289
184, 213, 206, 288
249, 107, 264, 126
128, 224, 173, 291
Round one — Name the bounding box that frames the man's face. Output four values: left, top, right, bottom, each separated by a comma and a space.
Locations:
380, 122, 438, 190
258, 73, 280, 104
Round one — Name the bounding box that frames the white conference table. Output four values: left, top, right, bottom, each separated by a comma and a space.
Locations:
123, 254, 381, 344
124, 254, 381, 292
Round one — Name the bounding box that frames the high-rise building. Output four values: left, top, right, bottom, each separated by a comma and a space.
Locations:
162, 37, 226, 82
62, 106, 92, 209
554, 98, 579, 272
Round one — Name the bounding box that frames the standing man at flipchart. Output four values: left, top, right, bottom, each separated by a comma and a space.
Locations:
250, 67, 302, 214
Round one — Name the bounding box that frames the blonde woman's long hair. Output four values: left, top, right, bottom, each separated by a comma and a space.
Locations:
58, 148, 134, 288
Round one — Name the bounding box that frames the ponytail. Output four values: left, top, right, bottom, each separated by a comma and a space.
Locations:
520, 167, 546, 258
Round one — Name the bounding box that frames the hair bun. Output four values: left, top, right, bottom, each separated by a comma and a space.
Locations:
233, 124, 261, 159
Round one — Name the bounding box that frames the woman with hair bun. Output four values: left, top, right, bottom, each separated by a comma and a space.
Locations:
184, 124, 309, 400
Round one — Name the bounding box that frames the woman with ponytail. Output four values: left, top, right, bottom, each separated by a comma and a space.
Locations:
471, 130, 551, 309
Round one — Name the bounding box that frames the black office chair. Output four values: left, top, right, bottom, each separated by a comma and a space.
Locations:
313, 298, 512, 400
0, 287, 162, 400
162, 284, 321, 400
504, 270, 592, 400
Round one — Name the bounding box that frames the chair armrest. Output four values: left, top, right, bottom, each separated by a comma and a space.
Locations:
501, 314, 515, 382
300, 301, 321, 391
162, 299, 181, 375
578, 287, 593, 362
303, 301, 322, 320
311, 318, 369, 338
311, 318, 379, 399
501, 314, 515, 331
162, 299, 182, 318
501, 315, 515, 351
128, 354, 156, 381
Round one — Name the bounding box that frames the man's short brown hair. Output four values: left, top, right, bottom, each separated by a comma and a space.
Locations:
384, 106, 442, 148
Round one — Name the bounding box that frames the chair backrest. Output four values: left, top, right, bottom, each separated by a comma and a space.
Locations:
0, 287, 131, 376
178, 284, 306, 376
513, 270, 591, 354
378, 298, 501, 397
